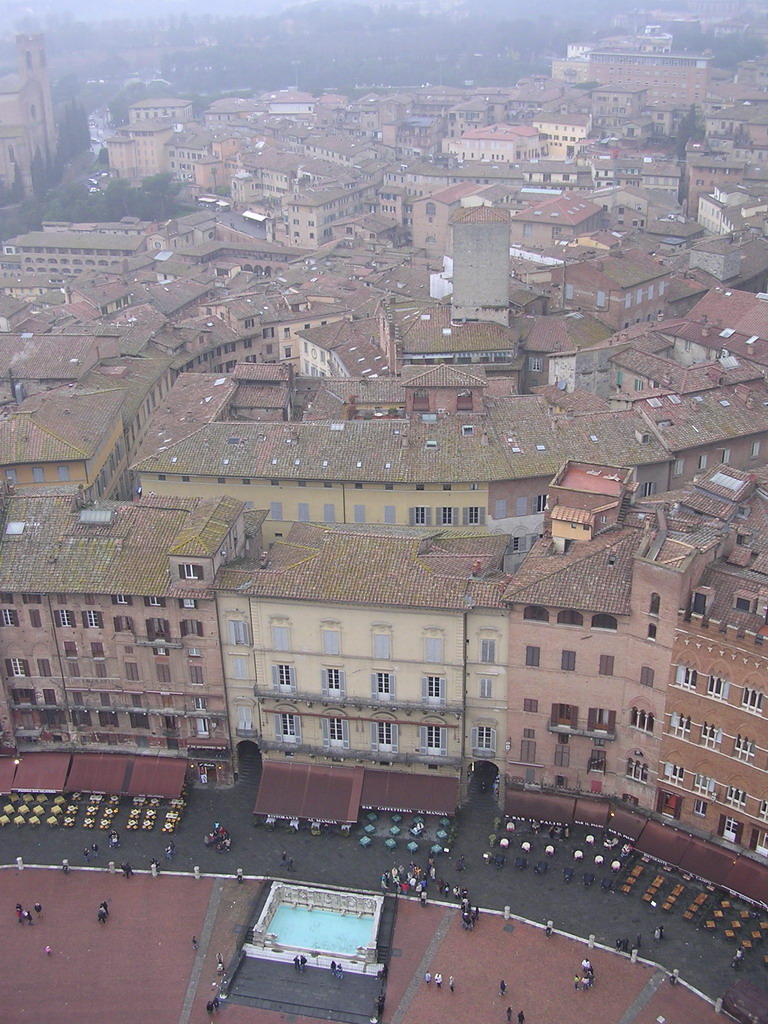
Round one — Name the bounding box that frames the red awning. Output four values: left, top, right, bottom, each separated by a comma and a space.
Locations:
0, 757, 17, 794
360, 769, 458, 815
123, 757, 187, 799
722, 857, 768, 909
12, 752, 71, 793
253, 761, 364, 824
67, 754, 134, 795
574, 798, 610, 827
505, 790, 575, 825
678, 836, 738, 886
723, 980, 768, 1024
634, 820, 691, 866
607, 806, 646, 840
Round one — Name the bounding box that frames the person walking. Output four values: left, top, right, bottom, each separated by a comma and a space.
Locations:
97, 906, 107, 924
449, 976, 455, 993
573, 974, 580, 991
435, 972, 442, 989
517, 1012, 525, 1024
425, 971, 431, 986
120, 862, 132, 878
499, 980, 507, 998
91, 843, 99, 859
165, 841, 175, 861
99, 900, 109, 918
192, 936, 199, 951
506, 1008, 513, 1023
82, 847, 90, 863
299, 955, 307, 972
44, 945, 51, 955
33, 903, 42, 919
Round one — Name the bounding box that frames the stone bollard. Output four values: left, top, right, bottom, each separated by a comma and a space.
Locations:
714, 997, 723, 1014
62, 859, 69, 874
630, 948, 638, 963
504, 905, 510, 920
108, 860, 115, 875
16, 856, 23, 871
194, 865, 201, 879
588, 933, 595, 949
151, 861, 158, 878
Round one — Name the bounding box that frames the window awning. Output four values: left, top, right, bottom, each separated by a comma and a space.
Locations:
607, 806, 645, 840
634, 819, 691, 866
722, 857, 768, 909
12, 752, 72, 793
574, 798, 609, 827
505, 790, 575, 825
361, 769, 458, 815
253, 762, 364, 824
678, 836, 737, 886
723, 980, 768, 1024
122, 756, 187, 799
0, 757, 17, 794
67, 754, 133, 795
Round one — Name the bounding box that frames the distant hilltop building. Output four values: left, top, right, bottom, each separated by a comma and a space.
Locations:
0, 34, 56, 196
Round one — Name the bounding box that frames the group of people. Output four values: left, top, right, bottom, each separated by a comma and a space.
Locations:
574, 958, 595, 991
15, 902, 40, 925
97, 901, 109, 924
204, 824, 231, 853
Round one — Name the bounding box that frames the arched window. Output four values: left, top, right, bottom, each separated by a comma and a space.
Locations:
591, 613, 617, 631
626, 758, 648, 782
631, 708, 654, 733
557, 609, 583, 626
647, 623, 657, 640
524, 605, 549, 622
649, 593, 660, 616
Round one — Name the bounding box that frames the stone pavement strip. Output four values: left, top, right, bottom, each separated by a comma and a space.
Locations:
390, 907, 454, 1024
616, 969, 667, 1024
178, 876, 225, 1024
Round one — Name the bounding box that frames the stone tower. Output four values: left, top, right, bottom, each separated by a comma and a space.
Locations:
450, 206, 510, 327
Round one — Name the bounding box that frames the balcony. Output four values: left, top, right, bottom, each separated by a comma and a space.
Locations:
14, 727, 42, 739
235, 727, 258, 738
258, 737, 462, 768
547, 723, 616, 741
132, 635, 184, 649
256, 689, 463, 716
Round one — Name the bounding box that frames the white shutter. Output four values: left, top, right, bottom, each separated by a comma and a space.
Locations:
237, 705, 252, 731
390, 723, 399, 753
421, 676, 429, 700
274, 713, 283, 739
338, 670, 346, 696
438, 678, 446, 702
321, 669, 329, 695
489, 728, 496, 754
342, 719, 350, 749
670, 711, 679, 729
293, 716, 301, 743
419, 725, 427, 754
271, 665, 279, 691
471, 726, 478, 751
321, 718, 330, 748
289, 666, 297, 690
439, 727, 447, 757
370, 722, 379, 751
371, 672, 379, 699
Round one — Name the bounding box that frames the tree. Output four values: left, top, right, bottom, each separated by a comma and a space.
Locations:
30, 148, 46, 199
676, 104, 704, 160
140, 173, 182, 220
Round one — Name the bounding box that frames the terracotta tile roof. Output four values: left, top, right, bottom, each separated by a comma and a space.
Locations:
167, 495, 243, 557
403, 364, 488, 389
133, 372, 237, 463
0, 494, 239, 596
450, 206, 510, 224
501, 530, 642, 613
216, 523, 507, 609
398, 305, 519, 355
514, 194, 603, 226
